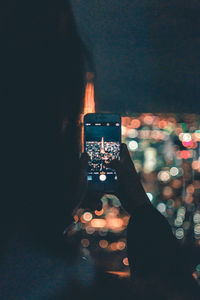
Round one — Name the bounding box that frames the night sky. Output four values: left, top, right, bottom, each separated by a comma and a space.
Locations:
71, 0, 200, 114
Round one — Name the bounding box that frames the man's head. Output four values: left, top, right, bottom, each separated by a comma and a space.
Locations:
1, 0, 87, 243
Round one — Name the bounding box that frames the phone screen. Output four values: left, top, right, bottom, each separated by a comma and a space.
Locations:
84, 119, 121, 191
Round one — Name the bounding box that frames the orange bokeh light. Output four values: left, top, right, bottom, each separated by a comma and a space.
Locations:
106, 218, 123, 229
99, 240, 108, 249
186, 184, 195, 194
109, 242, 118, 251
123, 257, 129, 266
158, 120, 167, 129
90, 218, 106, 228
95, 209, 104, 216
143, 115, 154, 125
131, 119, 141, 128
81, 239, 90, 247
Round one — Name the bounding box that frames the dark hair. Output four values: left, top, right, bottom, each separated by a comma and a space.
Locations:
1, 0, 87, 251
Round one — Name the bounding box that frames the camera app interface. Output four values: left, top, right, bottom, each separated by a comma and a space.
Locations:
85, 121, 120, 183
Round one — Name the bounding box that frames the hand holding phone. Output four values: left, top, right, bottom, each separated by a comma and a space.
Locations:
84, 113, 121, 193
72, 152, 103, 213
109, 143, 150, 214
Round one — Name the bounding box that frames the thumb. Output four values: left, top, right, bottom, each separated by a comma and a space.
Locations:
107, 159, 121, 173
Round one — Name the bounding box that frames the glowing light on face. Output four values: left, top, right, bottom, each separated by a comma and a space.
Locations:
128, 140, 138, 151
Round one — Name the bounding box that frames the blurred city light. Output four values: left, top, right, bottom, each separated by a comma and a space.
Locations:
74, 113, 200, 280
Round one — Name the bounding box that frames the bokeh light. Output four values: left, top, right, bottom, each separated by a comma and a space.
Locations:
76, 113, 200, 279
99, 240, 108, 249
146, 192, 153, 202
81, 239, 90, 247
175, 228, 184, 239
83, 212, 93, 222
128, 140, 138, 151
123, 257, 129, 266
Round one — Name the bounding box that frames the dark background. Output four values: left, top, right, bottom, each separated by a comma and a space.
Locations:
71, 0, 200, 114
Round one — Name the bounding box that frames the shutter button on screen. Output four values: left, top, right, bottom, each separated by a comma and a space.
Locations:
99, 174, 106, 181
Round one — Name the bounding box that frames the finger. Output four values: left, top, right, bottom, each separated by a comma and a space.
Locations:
107, 159, 121, 171
80, 152, 89, 170
120, 143, 132, 164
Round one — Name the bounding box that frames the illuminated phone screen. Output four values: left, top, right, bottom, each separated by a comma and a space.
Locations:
84, 121, 121, 190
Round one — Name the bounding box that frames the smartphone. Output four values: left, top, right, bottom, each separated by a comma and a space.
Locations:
84, 113, 121, 192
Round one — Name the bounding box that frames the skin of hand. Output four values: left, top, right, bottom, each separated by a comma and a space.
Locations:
72, 152, 103, 215
75, 143, 150, 216
108, 143, 150, 215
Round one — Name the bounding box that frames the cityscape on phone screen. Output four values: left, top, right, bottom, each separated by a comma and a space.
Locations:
85, 122, 120, 182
